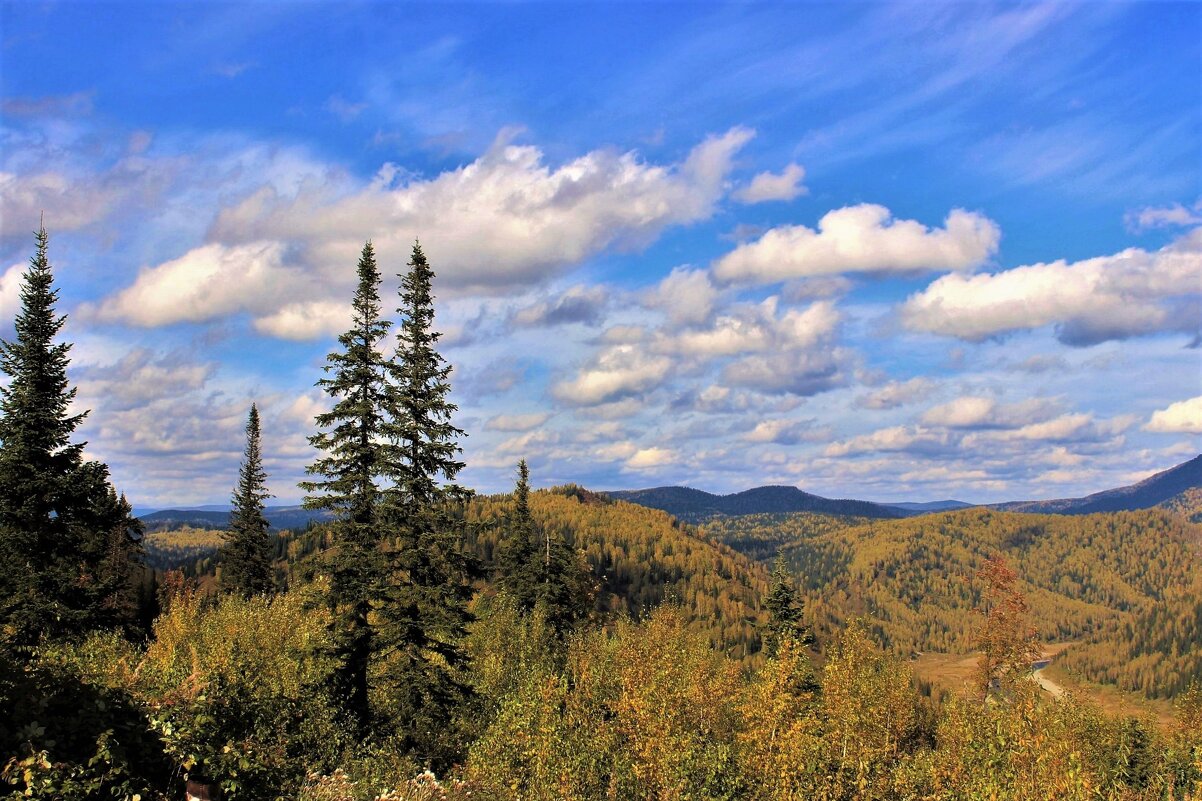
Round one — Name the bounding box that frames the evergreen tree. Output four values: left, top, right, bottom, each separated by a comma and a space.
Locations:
0, 225, 90, 644
763, 554, 815, 658
301, 241, 394, 731
70, 460, 145, 633
375, 242, 475, 768
495, 460, 593, 634
222, 404, 274, 597
494, 460, 541, 609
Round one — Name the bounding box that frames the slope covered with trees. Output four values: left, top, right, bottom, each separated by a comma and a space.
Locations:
607, 484, 901, 523
705, 507, 1202, 698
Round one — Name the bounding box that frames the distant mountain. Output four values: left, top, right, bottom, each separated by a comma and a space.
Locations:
883, 500, 975, 514
138, 504, 330, 532
995, 454, 1202, 515
605, 484, 901, 523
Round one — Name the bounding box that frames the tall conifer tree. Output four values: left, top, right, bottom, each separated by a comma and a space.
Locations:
301, 241, 394, 731
376, 242, 475, 767
222, 404, 274, 597
0, 225, 90, 643
495, 459, 593, 634
763, 554, 815, 657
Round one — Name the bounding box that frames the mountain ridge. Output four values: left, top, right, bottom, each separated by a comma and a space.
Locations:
605, 484, 902, 523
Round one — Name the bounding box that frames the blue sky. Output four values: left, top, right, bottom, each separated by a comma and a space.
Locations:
1, 1, 1199, 507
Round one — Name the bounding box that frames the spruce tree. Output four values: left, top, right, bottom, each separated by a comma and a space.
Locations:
376, 241, 475, 768
71, 460, 145, 633
222, 404, 274, 597
0, 225, 90, 644
763, 554, 814, 657
494, 459, 541, 608
301, 241, 394, 731
495, 460, 593, 634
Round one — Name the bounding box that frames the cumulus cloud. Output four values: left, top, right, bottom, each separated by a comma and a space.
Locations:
900, 228, 1202, 345
511, 285, 609, 328
89, 241, 317, 327
855, 377, 936, 410
1125, 199, 1202, 232
253, 300, 352, 340
1145, 396, 1202, 434
824, 425, 952, 457
742, 418, 818, 445
0, 263, 23, 321
713, 204, 1000, 284
644, 267, 722, 326
920, 396, 1058, 429
734, 163, 807, 204
721, 347, 850, 396
551, 344, 673, 406
654, 298, 840, 357
625, 446, 675, 470
206, 127, 756, 296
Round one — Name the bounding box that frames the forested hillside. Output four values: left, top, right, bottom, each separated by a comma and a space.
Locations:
995, 455, 1202, 515
607, 484, 901, 522
705, 507, 1202, 698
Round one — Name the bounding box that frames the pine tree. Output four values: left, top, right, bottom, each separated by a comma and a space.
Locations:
301, 241, 394, 731
0, 225, 90, 644
375, 241, 475, 768
222, 404, 274, 597
763, 554, 815, 658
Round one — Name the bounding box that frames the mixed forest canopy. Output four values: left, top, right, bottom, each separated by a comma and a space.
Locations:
1, 227, 1200, 800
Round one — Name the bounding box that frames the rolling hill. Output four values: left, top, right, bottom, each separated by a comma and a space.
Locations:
605, 484, 902, 523
138, 504, 330, 532
703, 505, 1202, 699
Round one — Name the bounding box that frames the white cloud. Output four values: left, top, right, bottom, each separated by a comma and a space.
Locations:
0, 263, 24, 320
644, 267, 721, 326
253, 300, 352, 341
485, 412, 551, 432
0, 171, 120, 238
920, 396, 1057, 429
713, 204, 1000, 283
855, 377, 936, 410
1125, 199, 1202, 232
551, 344, 673, 406
742, 419, 816, 445
207, 127, 756, 296
654, 298, 839, 357
900, 228, 1202, 345
824, 425, 951, 457
1145, 396, 1202, 434
721, 347, 850, 397
89, 241, 316, 327
734, 163, 807, 204
625, 447, 675, 470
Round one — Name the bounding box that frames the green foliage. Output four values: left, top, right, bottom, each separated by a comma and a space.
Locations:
493, 461, 594, 635
0, 642, 172, 800
371, 242, 475, 771
302, 240, 395, 732
222, 404, 275, 597
762, 553, 814, 660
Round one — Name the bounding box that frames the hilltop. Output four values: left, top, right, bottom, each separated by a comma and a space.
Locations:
995, 454, 1202, 516
605, 484, 902, 523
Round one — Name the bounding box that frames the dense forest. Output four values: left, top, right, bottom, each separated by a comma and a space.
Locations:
2, 228, 1201, 800
704, 507, 1202, 698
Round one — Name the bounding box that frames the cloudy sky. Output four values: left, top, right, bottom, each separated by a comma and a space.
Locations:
1, 2, 1199, 507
